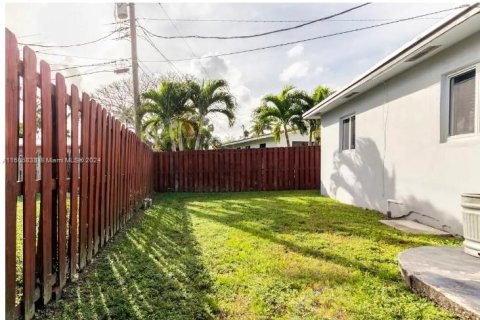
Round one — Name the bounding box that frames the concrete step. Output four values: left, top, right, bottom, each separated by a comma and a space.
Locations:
398, 246, 480, 320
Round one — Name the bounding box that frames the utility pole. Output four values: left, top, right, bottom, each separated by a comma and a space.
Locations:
128, 3, 141, 135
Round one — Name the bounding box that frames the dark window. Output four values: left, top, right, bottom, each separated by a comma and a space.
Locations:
449, 69, 476, 136
259, 143, 266, 148
342, 118, 350, 150
292, 141, 308, 147
351, 116, 356, 149
341, 115, 355, 151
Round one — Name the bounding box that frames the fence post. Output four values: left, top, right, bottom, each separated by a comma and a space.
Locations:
79, 93, 90, 270
38, 60, 54, 305
22, 45, 38, 320
54, 72, 68, 292
5, 29, 20, 320
100, 110, 107, 246
69, 84, 80, 281
5, 30, 158, 318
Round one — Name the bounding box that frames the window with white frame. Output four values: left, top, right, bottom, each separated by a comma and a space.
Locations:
341, 114, 355, 151
448, 67, 477, 136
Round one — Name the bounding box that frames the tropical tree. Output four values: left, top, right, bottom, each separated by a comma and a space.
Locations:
141, 115, 166, 151
188, 79, 237, 150
301, 85, 334, 145
173, 111, 198, 151
94, 73, 162, 129
140, 80, 192, 151
93, 72, 195, 131
253, 85, 307, 147
241, 124, 249, 139
250, 117, 272, 137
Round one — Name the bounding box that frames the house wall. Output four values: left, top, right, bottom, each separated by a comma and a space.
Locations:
225, 131, 309, 149
320, 32, 480, 235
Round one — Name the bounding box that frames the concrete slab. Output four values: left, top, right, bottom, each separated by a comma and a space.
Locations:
380, 219, 450, 235
399, 246, 480, 320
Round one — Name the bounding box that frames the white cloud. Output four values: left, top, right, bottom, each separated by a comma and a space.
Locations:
6, 2, 460, 141
280, 61, 310, 82
314, 66, 324, 74
287, 44, 304, 58
188, 55, 258, 139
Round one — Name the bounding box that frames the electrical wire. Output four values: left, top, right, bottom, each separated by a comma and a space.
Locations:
34, 51, 130, 61
65, 67, 131, 79
32, 6, 465, 65
19, 29, 126, 48
144, 3, 370, 40
158, 3, 212, 78
135, 17, 446, 23
18, 33, 41, 39
140, 5, 467, 62
51, 59, 129, 72
138, 27, 183, 77
138, 60, 157, 78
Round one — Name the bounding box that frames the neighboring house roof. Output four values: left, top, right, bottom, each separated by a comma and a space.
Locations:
223, 130, 303, 146
303, 3, 480, 119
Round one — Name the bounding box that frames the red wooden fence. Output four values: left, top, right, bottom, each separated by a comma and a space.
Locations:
154, 146, 320, 192
5, 29, 155, 320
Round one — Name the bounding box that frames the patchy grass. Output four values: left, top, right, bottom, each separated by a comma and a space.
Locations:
37, 191, 460, 319
15, 196, 72, 304
15, 196, 41, 303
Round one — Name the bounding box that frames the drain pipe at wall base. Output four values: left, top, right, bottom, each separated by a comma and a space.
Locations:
386, 198, 441, 223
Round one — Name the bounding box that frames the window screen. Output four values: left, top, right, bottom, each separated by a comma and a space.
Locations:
351, 116, 356, 149
342, 118, 350, 150
449, 69, 476, 136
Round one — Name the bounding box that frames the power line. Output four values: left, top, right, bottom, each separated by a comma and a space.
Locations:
18, 33, 41, 39
158, 3, 212, 78
138, 62, 152, 76
136, 17, 446, 23
138, 27, 183, 77
51, 59, 129, 72
34, 51, 131, 61
138, 60, 157, 78
144, 3, 370, 40
65, 67, 131, 79
19, 29, 126, 48
140, 5, 466, 62
33, 6, 465, 65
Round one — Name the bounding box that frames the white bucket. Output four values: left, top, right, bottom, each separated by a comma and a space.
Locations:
461, 193, 480, 258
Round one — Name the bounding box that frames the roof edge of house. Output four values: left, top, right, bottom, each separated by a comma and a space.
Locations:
223, 130, 303, 146
303, 3, 480, 119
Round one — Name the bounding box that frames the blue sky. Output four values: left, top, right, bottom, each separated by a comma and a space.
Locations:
5, 2, 462, 139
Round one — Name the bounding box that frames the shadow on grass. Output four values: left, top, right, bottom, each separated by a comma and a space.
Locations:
182, 191, 458, 282
36, 195, 218, 320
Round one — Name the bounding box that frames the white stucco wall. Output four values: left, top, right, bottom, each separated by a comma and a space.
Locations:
225, 131, 309, 149
320, 32, 480, 235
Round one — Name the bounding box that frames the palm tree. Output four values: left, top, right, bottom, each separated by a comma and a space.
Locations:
141, 113, 163, 150
253, 85, 307, 147
241, 124, 249, 139
188, 79, 236, 150
301, 85, 333, 145
250, 117, 272, 137
140, 80, 191, 152
174, 110, 198, 151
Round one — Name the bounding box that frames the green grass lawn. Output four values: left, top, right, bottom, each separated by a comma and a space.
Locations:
15, 196, 73, 304
36, 191, 461, 319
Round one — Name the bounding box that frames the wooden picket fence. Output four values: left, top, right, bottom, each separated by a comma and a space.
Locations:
5, 29, 155, 319
154, 146, 320, 192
